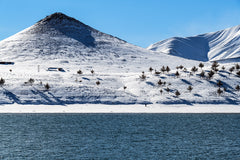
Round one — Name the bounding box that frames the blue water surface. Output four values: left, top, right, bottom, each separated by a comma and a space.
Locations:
0, 114, 239, 159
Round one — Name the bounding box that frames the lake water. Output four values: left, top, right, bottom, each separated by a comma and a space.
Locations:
0, 114, 239, 159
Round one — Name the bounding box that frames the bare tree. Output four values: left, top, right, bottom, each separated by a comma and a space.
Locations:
175, 90, 181, 97
166, 87, 170, 93
28, 78, 35, 85
216, 80, 223, 87
160, 89, 163, 95
199, 63, 204, 70
149, 67, 153, 73
91, 69, 95, 75
175, 71, 180, 78
77, 69, 83, 75
0, 78, 5, 86
236, 85, 240, 91
187, 85, 193, 92
166, 66, 170, 73
200, 71, 205, 78
157, 79, 163, 86
211, 61, 219, 72
96, 81, 100, 85
139, 72, 146, 80
217, 88, 223, 96
44, 83, 50, 90
161, 66, 166, 73
191, 66, 198, 73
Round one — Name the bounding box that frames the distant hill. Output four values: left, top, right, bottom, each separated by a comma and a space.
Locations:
148, 25, 240, 62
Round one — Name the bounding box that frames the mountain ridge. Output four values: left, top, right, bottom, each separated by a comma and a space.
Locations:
148, 25, 240, 62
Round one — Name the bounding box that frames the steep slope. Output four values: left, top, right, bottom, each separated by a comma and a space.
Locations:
0, 12, 198, 71
148, 25, 240, 62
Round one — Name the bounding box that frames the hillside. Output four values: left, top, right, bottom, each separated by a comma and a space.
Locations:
148, 25, 240, 62
0, 13, 240, 105
0, 12, 197, 71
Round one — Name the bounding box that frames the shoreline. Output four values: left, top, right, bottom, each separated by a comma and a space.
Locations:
0, 104, 240, 113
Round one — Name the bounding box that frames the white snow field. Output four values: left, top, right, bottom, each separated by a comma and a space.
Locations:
0, 12, 240, 112
148, 25, 240, 62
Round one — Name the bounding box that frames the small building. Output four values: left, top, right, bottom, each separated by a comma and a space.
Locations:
0, 62, 14, 65
47, 67, 65, 72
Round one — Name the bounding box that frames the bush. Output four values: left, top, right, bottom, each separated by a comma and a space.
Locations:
175, 90, 180, 97
160, 89, 163, 95
236, 64, 240, 70
217, 88, 223, 96
216, 80, 223, 87
44, 83, 50, 90
165, 87, 170, 93
77, 70, 83, 75
157, 79, 163, 86
208, 70, 215, 79
211, 61, 219, 72
200, 71, 205, 78
140, 72, 146, 80
28, 78, 35, 85
91, 69, 94, 75
199, 63, 204, 69
175, 71, 180, 78
236, 85, 240, 91
0, 78, 5, 86
229, 67, 235, 74
236, 71, 240, 77
155, 70, 161, 75
187, 85, 193, 92
166, 66, 170, 73
161, 66, 166, 73
96, 81, 100, 85
149, 67, 153, 72
191, 66, 198, 73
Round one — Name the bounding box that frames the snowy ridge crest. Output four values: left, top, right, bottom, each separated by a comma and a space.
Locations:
148, 25, 240, 62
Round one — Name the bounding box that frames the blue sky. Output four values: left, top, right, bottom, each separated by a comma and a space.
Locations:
1, 0, 240, 47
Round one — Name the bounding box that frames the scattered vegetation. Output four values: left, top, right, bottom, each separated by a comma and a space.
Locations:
211, 61, 219, 72
91, 69, 94, 75
216, 80, 223, 88
199, 63, 204, 70
187, 85, 193, 92
199, 71, 205, 78
0, 78, 5, 86
28, 78, 35, 85
160, 89, 163, 95
217, 88, 223, 96
175, 90, 180, 97
140, 72, 146, 80
44, 83, 50, 90
149, 67, 153, 73
77, 69, 83, 75
191, 66, 198, 73
175, 71, 180, 78
166, 66, 170, 73
236, 85, 240, 91
96, 81, 100, 85
208, 70, 215, 79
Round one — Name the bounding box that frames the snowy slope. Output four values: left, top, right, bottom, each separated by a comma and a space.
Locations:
148, 25, 240, 62
0, 12, 197, 71
0, 12, 240, 105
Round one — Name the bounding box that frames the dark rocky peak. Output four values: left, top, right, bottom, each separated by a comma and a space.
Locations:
39, 12, 77, 22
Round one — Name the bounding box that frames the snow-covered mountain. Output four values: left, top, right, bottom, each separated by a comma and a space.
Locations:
0, 12, 199, 71
0, 12, 240, 105
148, 25, 240, 62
